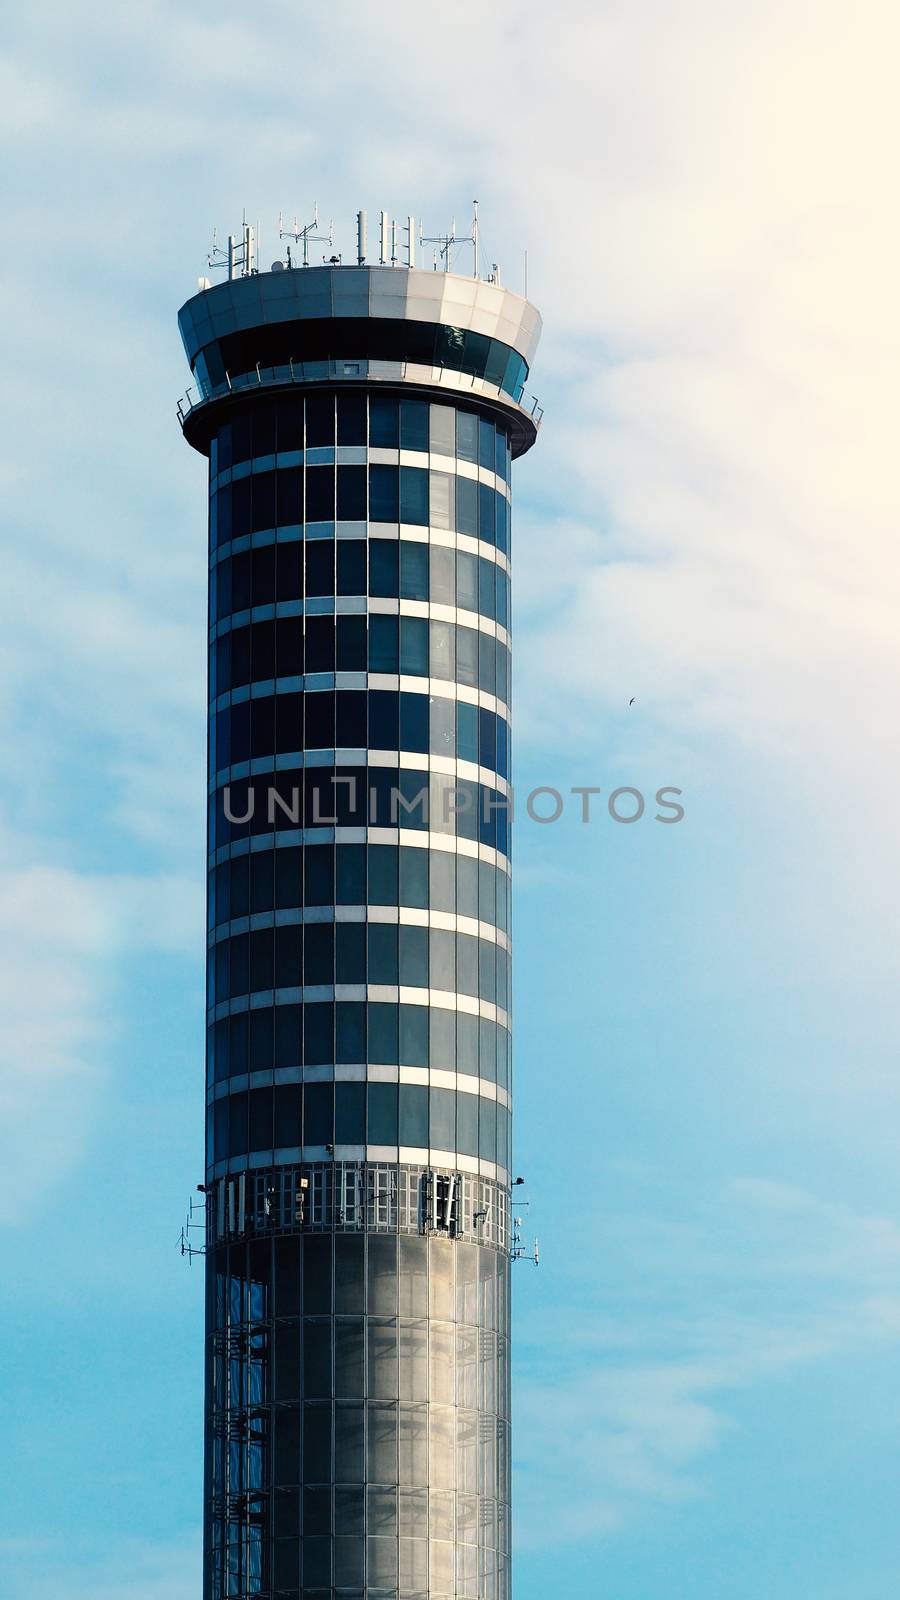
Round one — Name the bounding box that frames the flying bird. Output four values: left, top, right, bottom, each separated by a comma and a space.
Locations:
628, 697, 635, 706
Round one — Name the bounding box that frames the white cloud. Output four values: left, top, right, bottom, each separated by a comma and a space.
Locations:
514, 1176, 900, 1545
0, 839, 201, 1220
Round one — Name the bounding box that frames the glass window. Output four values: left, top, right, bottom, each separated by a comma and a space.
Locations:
368, 1320, 398, 1400
304, 1004, 333, 1068
279, 398, 304, 453
335, 1078, 366, 1136
369, 395, 399, 448
305, 541, 334, 597
399, 1084, 428, 1146
456, 628, 477, 688
337, 392, 366, 446
304, 614, 334, 672
496, 490, 508, 555
429, 404, 455, 456
478, 417, 495, 470
478, 557, 496, 620
369, 539, 399, 597
428, 850, 454, 912
429, 694, 455, 758
274, 1080, 300, 1141
368, 614, 399, 674
456, 474, 477, 537
369, 464, 399, 523
304, 1078, 333, 1140
231, 550, 251, 611
304, 689, 334, 749
456, 410, 477, 462
479, 632, 497, 696
336, 614, 366, 671
368, 1002, 398, 1063
305, 466, 335, 523
335, 842, 365, 904
335, 1319, 365, 1398
251, 471, 276, 532
457, 1013, 478, 1076
368, 923, 398, 986
367, 844, 398, 904
368, 1082, 398, 1144
253, 546, 277, 606
369, 689, 399, 749
274, 925, 301, 988
399, 692, 428, 754
399, 616, 428, 676
276, 616, 303, 675
430, 1087, 455, 1150
478, 481, 495, 545
368, 1234, 398, 1314
430, 929, 455, 991
399, 466, 428, 526
305, 392, 334, 448
400, 541, 428, 600
232, 412, 252, 465
428, 1007, 454, 1070
337, 539, 366, 595
231, 476, 251, 534
494, 428, 509, 481
457, 1090, 478, 1155
429, 471, 454, 530
399, 1004, 428, 1067
336, 466, 366, 521
457, 856, 478, 918
398, 925, 428, 987
426, 550, 454, 613
456, 551, 477, 613
400, 399, 428, 452
275, 847, 301, 907
334, 1235, 365, 1313
335, 923, 366, 984
334, 1403, 364, 1483
399, 846, 428, 908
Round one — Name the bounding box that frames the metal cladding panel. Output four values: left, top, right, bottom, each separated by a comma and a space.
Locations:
178, 263, 542, 371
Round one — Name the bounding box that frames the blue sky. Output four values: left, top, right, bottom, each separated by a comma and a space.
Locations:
3, 1, 900, 1595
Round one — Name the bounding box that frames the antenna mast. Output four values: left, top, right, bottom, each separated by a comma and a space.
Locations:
278, 204, 334, 267
207, 217, 257, 281
420, 216, 457, 271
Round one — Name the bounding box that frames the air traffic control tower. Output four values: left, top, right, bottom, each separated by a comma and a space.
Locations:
178, 207, 542, 1600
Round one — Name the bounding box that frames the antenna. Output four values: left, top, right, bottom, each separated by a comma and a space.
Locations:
391, 217, 398, 265
357, 209, 367, 265
406, 215, 416, 268
379, 210, 389, 264
178, 1189, 207, 1263
420, 216, 457, 272
207, 218, 256, 280
510, 1184, 540, 1267
472, 199, 479, 279
278, 204, 334, 267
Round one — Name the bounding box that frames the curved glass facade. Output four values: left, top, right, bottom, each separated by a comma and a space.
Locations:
190, 318, 529, 405
185, 340, 536, 1600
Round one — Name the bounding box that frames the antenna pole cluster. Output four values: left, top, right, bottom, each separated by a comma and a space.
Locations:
277, 204, 334, 268
204, 202, 502, 284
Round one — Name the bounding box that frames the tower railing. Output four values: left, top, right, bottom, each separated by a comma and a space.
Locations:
176, 357, 543, 430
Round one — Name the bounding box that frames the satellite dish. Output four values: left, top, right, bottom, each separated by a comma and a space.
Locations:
197, 275, 212, 291
271, 259, 285, 273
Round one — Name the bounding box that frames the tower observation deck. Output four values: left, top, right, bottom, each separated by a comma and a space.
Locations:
178, 206, 542, 1600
